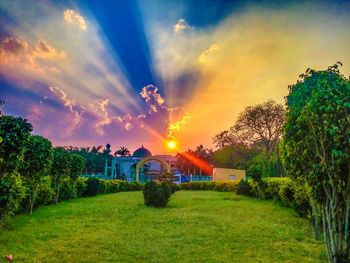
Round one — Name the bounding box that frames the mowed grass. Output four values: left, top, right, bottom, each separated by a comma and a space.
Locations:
0, 191, 326, 262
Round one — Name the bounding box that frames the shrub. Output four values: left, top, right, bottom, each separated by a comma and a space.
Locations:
76, 177, 87, 197
278, 179, 295, 207
84, 177, 101, 196
59, 178, 77, 201
127, 181, 144, 191
293, 183, 311, 217
108, 180, 120, 193
116, 180, 129, 192
236, 180, 252, 196
0, 173, 26, 224
215, 181, 239, 192
143, 181, 172, 208
264, 179, 284, 200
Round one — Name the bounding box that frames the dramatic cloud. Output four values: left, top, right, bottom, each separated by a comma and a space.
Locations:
174, 19, 189, 33
89, 99, 111, 135
49, 86, 82, 126
0, 37, 65, 69
64, 9, 87, 31
140, 84, 165, 113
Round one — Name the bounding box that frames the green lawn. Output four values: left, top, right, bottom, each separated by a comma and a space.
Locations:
0, 191, 326, 262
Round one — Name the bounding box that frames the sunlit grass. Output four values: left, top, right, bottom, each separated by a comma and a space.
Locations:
0, 191, 326, 262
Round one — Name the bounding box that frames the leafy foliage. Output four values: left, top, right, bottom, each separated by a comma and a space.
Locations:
0, 116, 32, 176
143, 181, 172, 208
50, 147, 72, 203
282, 63, 350, 262
69, 154, 85, 180
20, 135, 53, 213
0, 172, 25, 224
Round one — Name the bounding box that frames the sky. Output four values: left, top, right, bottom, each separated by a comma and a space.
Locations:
1, 0, 350, 154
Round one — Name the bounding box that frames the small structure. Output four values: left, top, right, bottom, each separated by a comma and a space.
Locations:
212, 168, 246, 181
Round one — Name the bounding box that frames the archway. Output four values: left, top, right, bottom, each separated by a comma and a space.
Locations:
136, 156, 171, 182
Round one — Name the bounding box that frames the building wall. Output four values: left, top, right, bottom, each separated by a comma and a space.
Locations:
212, 168, 246, 181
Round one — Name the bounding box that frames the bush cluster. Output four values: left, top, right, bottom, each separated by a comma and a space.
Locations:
82, 178, 143, 197
180, 178, 311, 218
180, 181, 239, 192
1, 175, 144, 224
143, 181, 178, 208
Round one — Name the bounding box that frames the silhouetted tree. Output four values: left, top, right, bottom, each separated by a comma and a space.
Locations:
114, 146, 131, 157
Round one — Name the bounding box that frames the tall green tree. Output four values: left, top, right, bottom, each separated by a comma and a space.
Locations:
50, 147, 72, 203
0, 116, 33, 176
282, 63, 350, 263
20, 135, 53, 214
0, 116, 31, 224
70, 154, 85, 180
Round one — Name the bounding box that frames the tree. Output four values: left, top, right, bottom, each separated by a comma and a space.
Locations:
70, 154, 85, 180
114, 146, 131, 157
66, 145, 105, 174
232, 100, 285, 156
20, 135, 53, 214
282, 64, 350, 263
0, 116, 33, 176
213, 143, 255, 170
0, 116, 31, 224
213, 130, 235, 149
50, 147, 72, 203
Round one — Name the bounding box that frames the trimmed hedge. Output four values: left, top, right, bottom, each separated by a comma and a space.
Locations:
180, 178, 311, 218
4, 177, 144, 223
180, 181, 239, 192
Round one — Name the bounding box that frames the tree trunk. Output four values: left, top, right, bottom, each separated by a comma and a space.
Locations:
29, 190, 36, 215
55, 183, 60, 204
322, 183, 350, 263
312, 205, 321, 240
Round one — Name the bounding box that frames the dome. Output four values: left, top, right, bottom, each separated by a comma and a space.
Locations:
132, 145, 152, 158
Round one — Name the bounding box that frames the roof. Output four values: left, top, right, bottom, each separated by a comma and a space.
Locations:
132, 145, 152, 158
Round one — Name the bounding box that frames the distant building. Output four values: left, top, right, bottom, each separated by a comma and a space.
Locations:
109, 145, 176, 183
212, 168, 246, 181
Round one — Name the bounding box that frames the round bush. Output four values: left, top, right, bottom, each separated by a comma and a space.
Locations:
143, 181, 172, 208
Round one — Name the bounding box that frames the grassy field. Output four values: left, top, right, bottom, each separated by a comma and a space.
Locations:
0, 191, 326, 262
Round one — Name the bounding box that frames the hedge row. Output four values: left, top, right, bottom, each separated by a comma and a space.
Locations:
180, 178, 311, 217
180, 180, 239, 192
15, 177, 143, 215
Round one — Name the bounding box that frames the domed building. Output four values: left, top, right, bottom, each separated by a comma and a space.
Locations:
110, 145, 173, 183
132, 145, 152, 158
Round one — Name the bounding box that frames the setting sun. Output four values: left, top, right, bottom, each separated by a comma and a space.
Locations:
167, 140, 176, 150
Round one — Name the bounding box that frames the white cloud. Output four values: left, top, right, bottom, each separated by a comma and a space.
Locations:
49, 86, 82, 126
89, 99, 111, 135
64, 9, 87, 31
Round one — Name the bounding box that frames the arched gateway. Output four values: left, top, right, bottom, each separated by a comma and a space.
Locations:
136, 156, 171, 182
